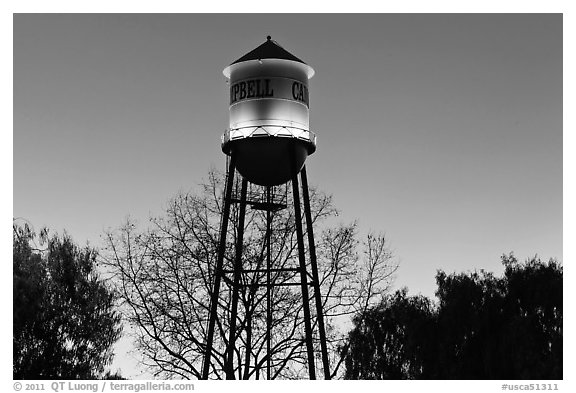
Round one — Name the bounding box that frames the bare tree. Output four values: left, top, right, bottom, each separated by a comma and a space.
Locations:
102, 169, 397, 379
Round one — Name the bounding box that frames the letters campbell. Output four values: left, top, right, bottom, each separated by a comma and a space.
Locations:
230, 78, 309, 107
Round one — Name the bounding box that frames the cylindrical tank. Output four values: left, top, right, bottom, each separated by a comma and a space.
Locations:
222, 36, 316, 186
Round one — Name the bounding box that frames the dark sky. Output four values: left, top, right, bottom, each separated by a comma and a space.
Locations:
13, 13, 562, 378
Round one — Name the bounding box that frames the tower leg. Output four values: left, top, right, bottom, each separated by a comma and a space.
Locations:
202, 155, 236, 380
291, 157, 316, 379
266, 186, 272, 380
226, 177, 248, 379
301, 166, 331, 379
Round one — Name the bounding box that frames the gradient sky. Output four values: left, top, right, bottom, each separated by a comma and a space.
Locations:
13, 14, 562, 378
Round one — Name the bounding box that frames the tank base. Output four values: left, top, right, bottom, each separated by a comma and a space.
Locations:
228, 138, 310, 186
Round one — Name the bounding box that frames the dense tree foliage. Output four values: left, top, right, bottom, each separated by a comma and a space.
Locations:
13, 223, 123, 379
344, 254, 562, 379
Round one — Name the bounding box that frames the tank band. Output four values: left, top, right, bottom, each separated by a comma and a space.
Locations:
221, 125, 316, 154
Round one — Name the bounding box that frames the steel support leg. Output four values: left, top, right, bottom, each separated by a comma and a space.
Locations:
202, 155, 236, 379
291, 154, 316, 379
301, 166, 331, 379
266, 186, 272, 380
226, 177, 248, 379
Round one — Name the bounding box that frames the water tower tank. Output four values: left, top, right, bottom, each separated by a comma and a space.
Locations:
222, 36, 316, 186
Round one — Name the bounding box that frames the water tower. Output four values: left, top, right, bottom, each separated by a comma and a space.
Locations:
202, 36, 330, 380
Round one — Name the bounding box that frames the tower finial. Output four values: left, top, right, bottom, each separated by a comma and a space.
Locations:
267, 35, 272, 41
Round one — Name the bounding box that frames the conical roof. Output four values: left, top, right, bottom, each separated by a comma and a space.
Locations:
230, 36, 308, 65
223, 36, 314, 79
